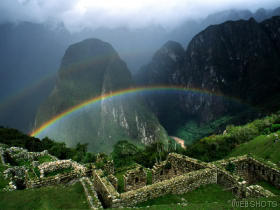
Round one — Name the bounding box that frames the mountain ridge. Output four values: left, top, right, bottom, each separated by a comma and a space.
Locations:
34, 38, 168, 152
136, 16, 280, 143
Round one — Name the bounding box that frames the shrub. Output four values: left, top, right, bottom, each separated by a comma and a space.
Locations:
225, 162, 235, 173
228, 125, 259, 143
164, 162, 172, 170
146, 169, 153, 185
263, 128, 271, 135
271, 124, 280, 132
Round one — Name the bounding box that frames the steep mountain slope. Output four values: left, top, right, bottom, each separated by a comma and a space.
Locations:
135, 41, 186, 133
180, 17, 280, 118
137, 16, 280, 143
1, 7, 279, 133
168, 6, 280, 47
34, 39, 168, 152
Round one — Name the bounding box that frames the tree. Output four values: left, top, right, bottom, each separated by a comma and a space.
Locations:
112, 140, 139, 167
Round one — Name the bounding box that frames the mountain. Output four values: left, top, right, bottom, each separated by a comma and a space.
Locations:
169, 7, 280, 46
136, 16, 280, 143
1, 7, 279, 133
135, 41, 186, 133
34, 39, 168, 152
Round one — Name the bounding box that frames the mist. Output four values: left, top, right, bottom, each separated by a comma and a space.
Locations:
0, 0, 280, 133
0, 0, 279, 32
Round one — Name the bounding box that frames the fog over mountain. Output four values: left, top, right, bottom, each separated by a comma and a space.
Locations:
0, 0, 278, 31
0, 1, 280, 133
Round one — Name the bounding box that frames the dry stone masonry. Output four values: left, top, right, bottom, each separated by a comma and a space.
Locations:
38, 160, 87, 178
1, 144, 279, 209
108, 174, 118, 190
3, 147, 57, 164
123, 167, 147, 192
246, 185, 275, 198
214, 155, 280, 198
152, 153, 210, 183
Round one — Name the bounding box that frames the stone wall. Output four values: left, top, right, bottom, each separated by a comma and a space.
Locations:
247, 157, 280, 189
152, 153, 209, 183
92, 169, 119, 208
112, 168, 217, 208
215, 156, 280, 189
246, 185, 275, 198
38, 160, 87, 178
108, 174, 118, 190
25, 171, 83, 188
104, 161, 114, 175
0, 147, 5, 165
217, 168, 247, 198
3, 147, 57, 164
215, 156, 251, 182
124, 167, 146, 192
80, 177, 103, 210
96, 154, 114, 175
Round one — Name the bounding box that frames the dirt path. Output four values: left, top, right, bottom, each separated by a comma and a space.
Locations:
170, 136, 186, 149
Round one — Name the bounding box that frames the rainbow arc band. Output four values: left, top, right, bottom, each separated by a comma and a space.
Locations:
30, 85, 245, 137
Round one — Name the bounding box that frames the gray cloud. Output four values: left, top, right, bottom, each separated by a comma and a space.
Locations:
0, 0, 279, 31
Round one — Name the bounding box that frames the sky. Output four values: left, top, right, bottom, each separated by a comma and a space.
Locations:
0, 0, 279, 31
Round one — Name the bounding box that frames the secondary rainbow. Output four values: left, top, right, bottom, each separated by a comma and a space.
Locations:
30, 85, 244, 137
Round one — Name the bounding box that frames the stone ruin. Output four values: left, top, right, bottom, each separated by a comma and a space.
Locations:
215, 155, 280, 198
123, 167, 146, 192
152, 153, 208, 183
108, 174, 118, 190
1, 144, 280, 209
91, 153, 280, 208
38, 159, 87, 178
2, 147, 58, 164
0, 145, 89, 190
96, 153, 114, 175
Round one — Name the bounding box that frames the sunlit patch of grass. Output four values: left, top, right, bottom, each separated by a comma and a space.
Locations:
0, 182, 89, 209
229, 131, 280, 164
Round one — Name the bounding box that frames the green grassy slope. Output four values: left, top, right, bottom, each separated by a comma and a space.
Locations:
186, 113, 280, 162
111, 184, 280, 210
0, 182, 89, 210
136, 184, 234, 207
229, 131, 280, 164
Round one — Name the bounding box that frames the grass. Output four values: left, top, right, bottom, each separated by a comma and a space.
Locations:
115, 171, 125, 193
111, 196, 280, 210
84, 179, 100, 205
0, 182, 89, 209
146, 168, 153, 185
136, 184, 235, 207
45, 167, 73, 177
256, 181, 280, 195
229, 131, 280, 164
114, 163, 139, 193
175, 116, 234, 145
0, 163, 9, 190
37, 155, 54, 164
16, 160, 32, 168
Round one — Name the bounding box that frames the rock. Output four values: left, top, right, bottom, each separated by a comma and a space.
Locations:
136, 16, 280, 141
34, 38, 168, 153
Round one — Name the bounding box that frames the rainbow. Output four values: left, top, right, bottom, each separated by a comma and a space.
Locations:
30, 85, 247, 137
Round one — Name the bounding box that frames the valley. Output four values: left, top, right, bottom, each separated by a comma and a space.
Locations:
0, 2, 280, 209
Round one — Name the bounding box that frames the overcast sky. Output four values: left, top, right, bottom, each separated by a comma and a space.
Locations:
0, 0, 279, 32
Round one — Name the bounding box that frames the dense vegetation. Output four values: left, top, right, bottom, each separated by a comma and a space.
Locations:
184, 112, 280, 162
1, 111, 280, 172
112, 139, 184, 169
0, 127, 96, 163
1, 112, 280, 209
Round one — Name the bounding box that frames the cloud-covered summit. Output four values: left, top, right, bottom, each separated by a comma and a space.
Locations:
0, 0, 279, 32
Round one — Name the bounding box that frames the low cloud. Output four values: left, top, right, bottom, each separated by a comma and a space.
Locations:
0, 0, 279, 32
